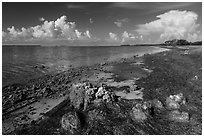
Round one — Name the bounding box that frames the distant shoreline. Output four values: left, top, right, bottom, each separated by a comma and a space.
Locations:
2, 44, 41, 47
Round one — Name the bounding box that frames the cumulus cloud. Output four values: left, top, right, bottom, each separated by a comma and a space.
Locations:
121, 31, 136, 43
109, 32, 119, 41
136, 10, 201, 42
2, 15, 92, 42
114, 22, 122, 28
75, 29, 92, 40
106, 31, 142, 45
114, 18, 129, 27
39, 17, 45, 22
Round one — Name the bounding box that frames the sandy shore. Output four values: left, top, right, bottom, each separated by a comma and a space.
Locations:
2, 46, 201, 135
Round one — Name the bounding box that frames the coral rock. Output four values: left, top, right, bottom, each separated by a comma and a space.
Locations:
61, 112, 80, 134
152, 99, 164, 110
168, 110, 189, 122
130, 103, 147, 122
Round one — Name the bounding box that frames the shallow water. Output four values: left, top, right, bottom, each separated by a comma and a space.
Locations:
2, 45, 167, 87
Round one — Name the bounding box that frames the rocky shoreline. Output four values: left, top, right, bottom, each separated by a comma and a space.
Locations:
2, 46, 202, 135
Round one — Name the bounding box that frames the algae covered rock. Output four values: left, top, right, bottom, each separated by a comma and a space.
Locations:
95, 86, 106, 98
151, 99, 164, 110
130, 103, 148, 122
61, 111, 80, 134
69, 83, 86, 110
165, 93, 186, 110
166, 97, 180, 110
95, 84, 116, 102
69, 82, 96, 110
87, 109, 106, 122
168, 110, 189, 123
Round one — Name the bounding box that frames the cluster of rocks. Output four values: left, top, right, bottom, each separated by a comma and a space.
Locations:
130, 93, 189, 123
61, 82, 118, 133
165, 93, 186, 110
165, 93, 189, 122
61, 112, 80, 134
130, 98, 164, 122
69, 82, 116, 111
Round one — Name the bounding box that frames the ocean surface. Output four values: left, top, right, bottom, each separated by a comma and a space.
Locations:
2, 45, 167, 87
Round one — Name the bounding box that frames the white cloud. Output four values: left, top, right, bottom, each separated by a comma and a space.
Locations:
114, 18, 129, 27
2, 31, 7, 38
114, 22, 123, 27
107, 31, 141, 45
121, 31, 136, 43
136, 10, 201, 42
109, 32, 119, 41
75, 29, 92, 40
39, 17, 45, 22
84, 30, 91, 38
3, 15, 92, 42
75, 29, 82, 38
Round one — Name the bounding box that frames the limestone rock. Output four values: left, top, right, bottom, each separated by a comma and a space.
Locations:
61, 112, 80, 134
95, 86, 106, 98
130, 103, 147, 122
152, 99, 164, 110
165, 93, 186, 110
69, 85, 85, 110
168, 110, 189, 122
88, 109, 106, 122
69, 83, 96, 110
95, 84, 116, 103
166, 97, 180, 110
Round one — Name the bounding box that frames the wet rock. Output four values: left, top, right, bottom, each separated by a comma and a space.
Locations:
85, 87, 96, 98
95, 84, 116, 103
166, 97, 180, 110
171, 93, 184, 102
69, 83, 87, 110
61, 111, 80, 134
88, 109, 106, 122
102, 92, 112, 102
151, 99, 164, 110
69, 82, 97, 110
165, 93, 186, 110
130, 103, 148, 122
95, 86, 106, 98
168, 110, 189, 122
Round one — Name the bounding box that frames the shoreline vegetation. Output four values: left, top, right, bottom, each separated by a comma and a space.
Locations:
2, 44, 202, 135
121, 39, 202, 47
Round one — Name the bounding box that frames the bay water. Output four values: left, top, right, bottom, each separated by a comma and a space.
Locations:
2, 45, 167, 87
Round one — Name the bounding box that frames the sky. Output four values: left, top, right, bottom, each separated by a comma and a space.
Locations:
2, 2, 202, 46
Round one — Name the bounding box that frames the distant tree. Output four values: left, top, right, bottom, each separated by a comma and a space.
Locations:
191, 41, 202, 45
164, 39, 190, 46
